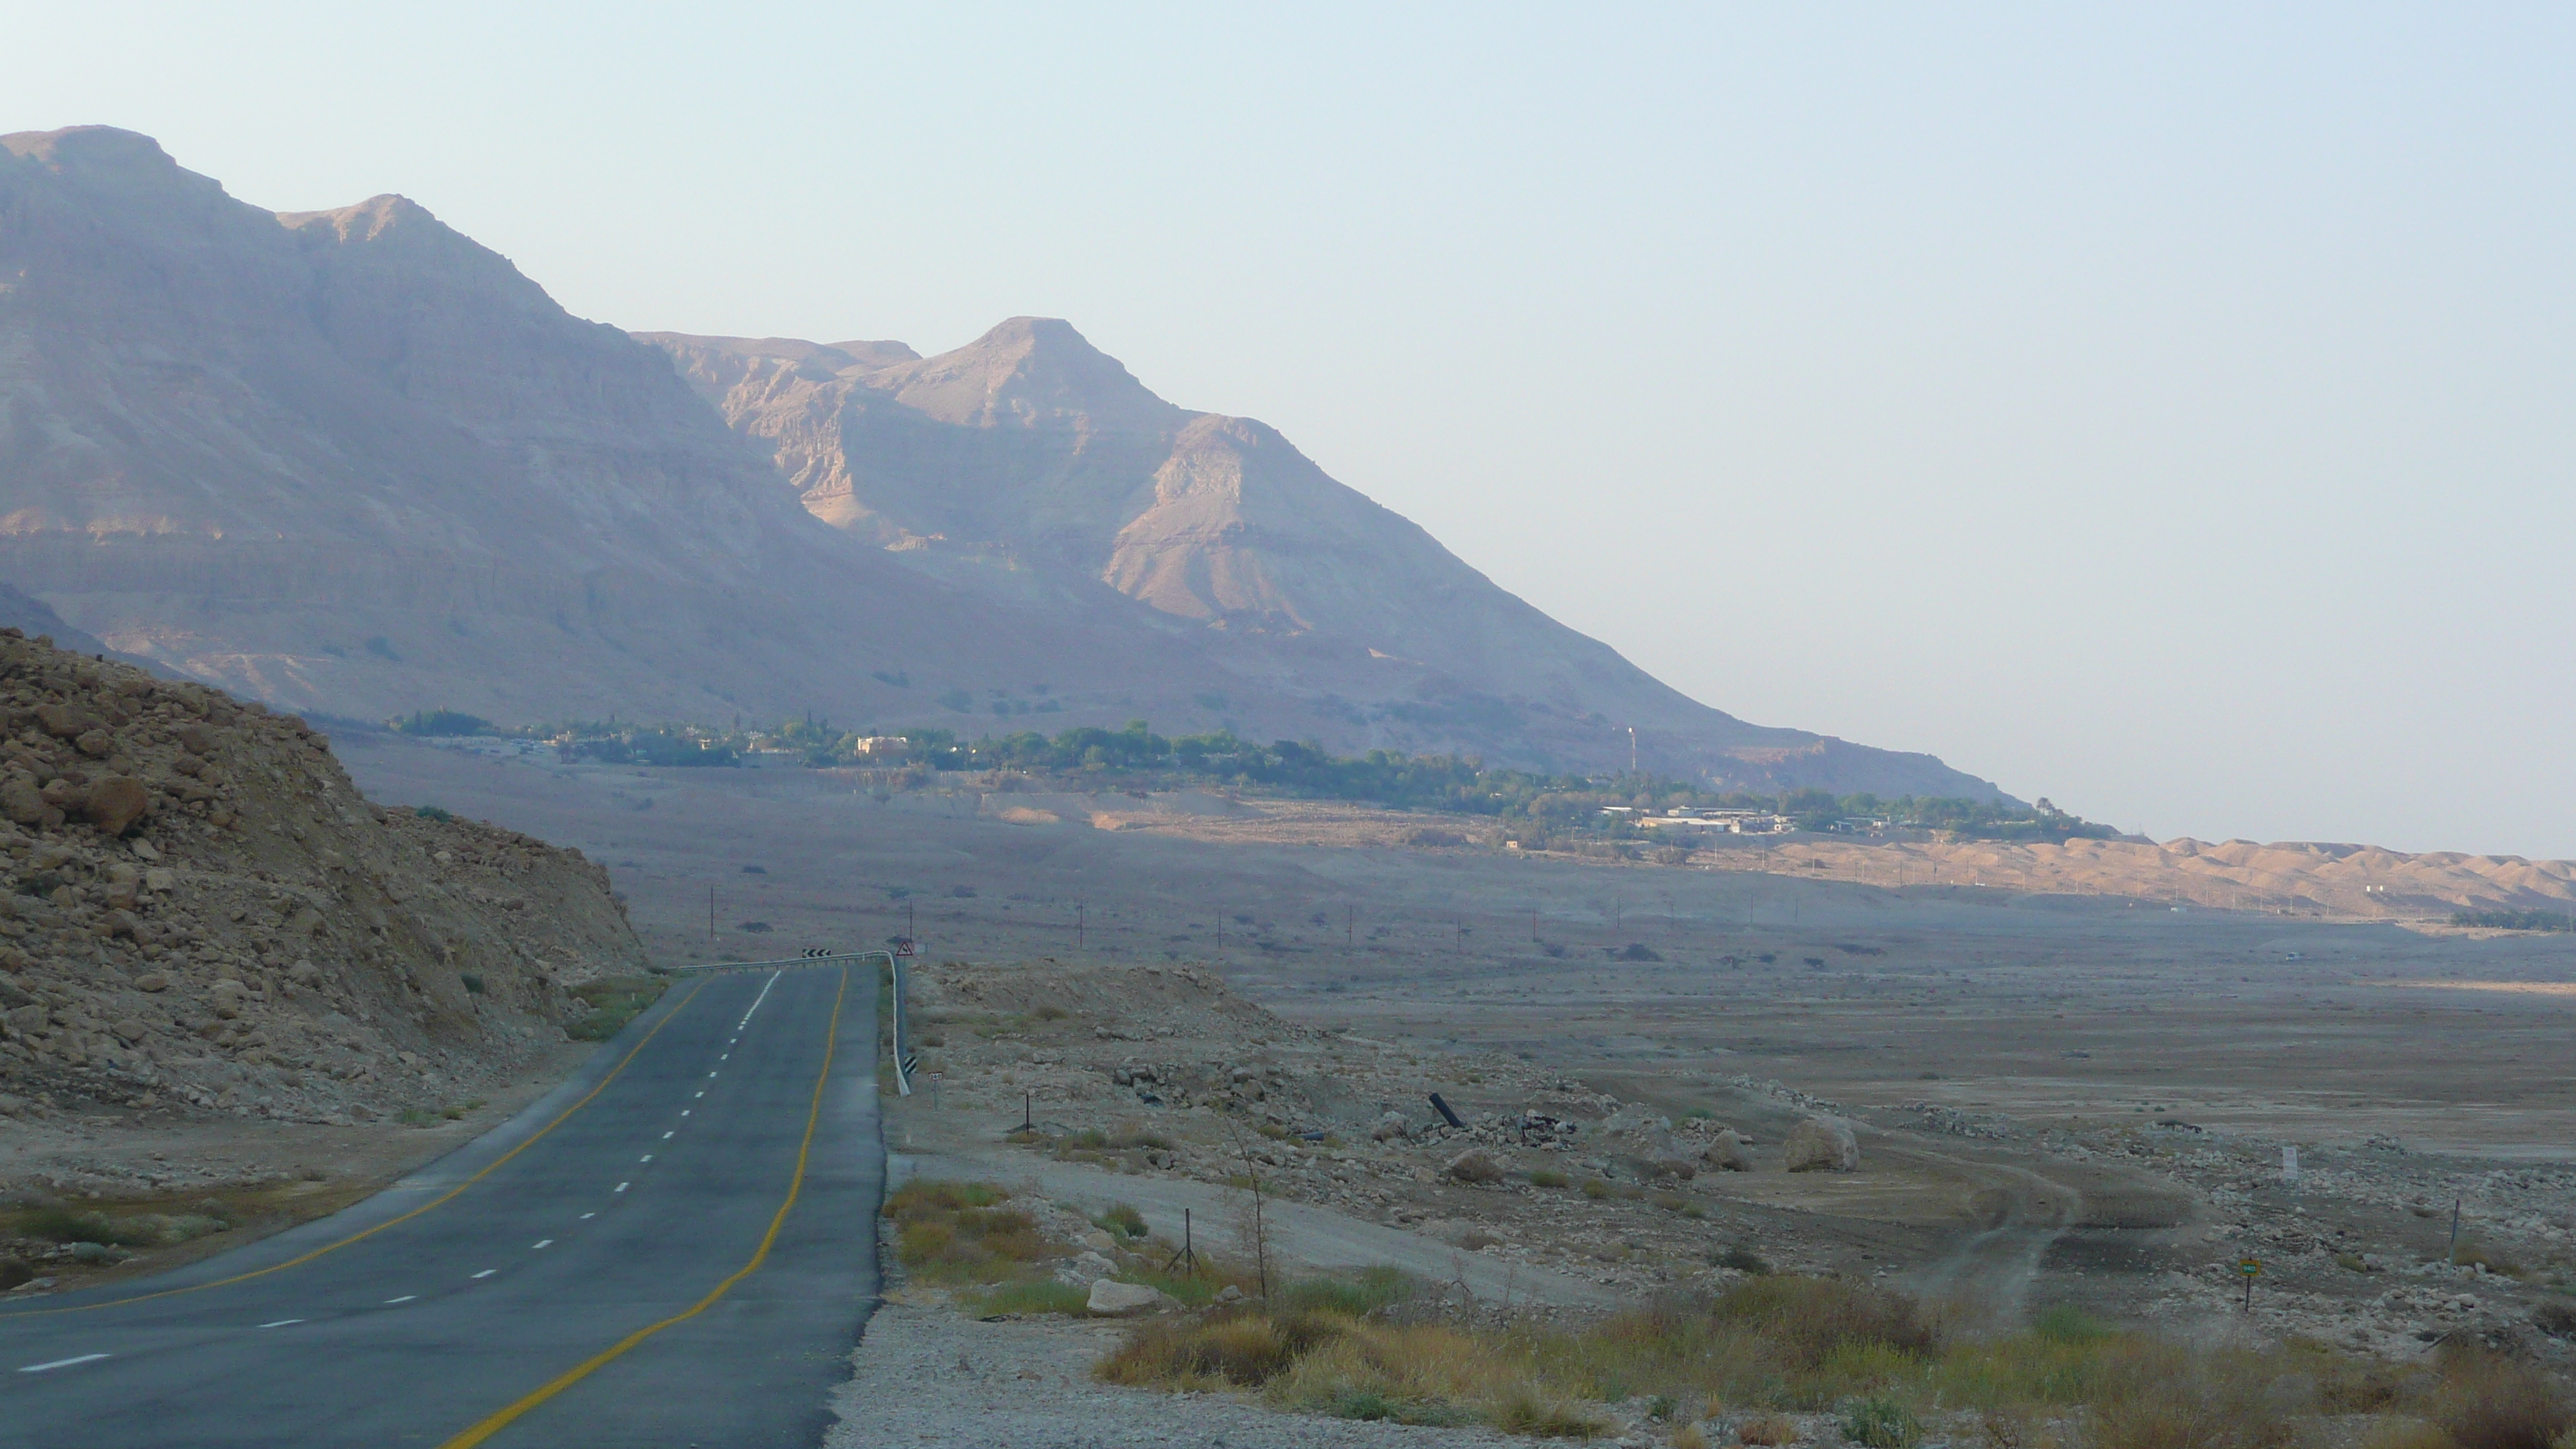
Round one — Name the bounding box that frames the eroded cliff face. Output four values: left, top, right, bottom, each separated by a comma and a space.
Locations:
0, 630, 646, 1132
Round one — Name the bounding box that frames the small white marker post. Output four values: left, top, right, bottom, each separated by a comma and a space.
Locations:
929, 1072, 942, 1110
2282, 1145, 2300, 1183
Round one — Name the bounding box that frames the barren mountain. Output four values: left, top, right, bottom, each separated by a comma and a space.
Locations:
653, 324, 2002, 793
0, 125, 1997, 794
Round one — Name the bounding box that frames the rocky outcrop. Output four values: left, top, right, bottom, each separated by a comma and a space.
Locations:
0, 631, 646, 1137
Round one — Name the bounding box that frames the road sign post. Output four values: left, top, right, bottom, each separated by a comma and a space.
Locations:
2238, 1256, 2261, 1310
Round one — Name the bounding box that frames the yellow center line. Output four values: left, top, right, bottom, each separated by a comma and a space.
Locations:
436, 964, 851, 1449
0, 978, 711, 1321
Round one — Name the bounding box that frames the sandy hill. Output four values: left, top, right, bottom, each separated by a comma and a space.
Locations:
0, 125, 1994, 795
0, 627, 644, 1139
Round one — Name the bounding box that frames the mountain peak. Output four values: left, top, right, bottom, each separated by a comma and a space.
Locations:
868, 316, 1185, 430
2, 124, 177, 173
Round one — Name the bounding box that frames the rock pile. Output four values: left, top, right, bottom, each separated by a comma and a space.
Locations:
0, 632, 646, 1152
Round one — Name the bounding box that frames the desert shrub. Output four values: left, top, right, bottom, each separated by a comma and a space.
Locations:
1716, 1244, 1773, 1275
1098, 1308, 1348, 1388
1842, 1394, 1923, 1447
1711, 1276, 1934, 1370
882, 1180, 1058, 1285
1033, 1004, 1068, 1021
2032, 1303, 2112, 1343
1489, 1387, 1608, 1437
2427, 1350, 2574, 1449
1279, 1267, 1422, 1317
1736, 1413, 1800, 1445
2534, 1299, 2576, 1339
566, 975, 667, 1040
1093, 1203, 1149, 1239
1530, 1169, 1571, 1188
1581, 1179, 1613, 1201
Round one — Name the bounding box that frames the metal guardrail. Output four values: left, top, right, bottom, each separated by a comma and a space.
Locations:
648, 951, 914, 1096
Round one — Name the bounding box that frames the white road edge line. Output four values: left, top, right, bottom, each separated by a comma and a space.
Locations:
384, 1296, 416, 1305
736, 968, 783, 1030
259, 1319, 303, 1328
18, 1354, 110, 1373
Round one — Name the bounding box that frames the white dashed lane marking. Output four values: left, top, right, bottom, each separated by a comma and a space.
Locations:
662, 1131, 674, 1139
640, 1155, 653, 1163
615, 1182, 629, 1194
532, 1240, 553, 1251
259, 1319, 303, 1329
383, 1296, 416, 1305
581, 1212, 596, 1220
471, 1270, 496, 1279
18, 1354, 110, 1373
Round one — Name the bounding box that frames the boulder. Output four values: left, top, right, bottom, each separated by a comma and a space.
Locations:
1444, 1149, 1506, 1184
1086, 1278, 1173, 1315
1634, 1137, 1698, 1180
1783, 1118, 1859, 1173
1603, 1105, 1673, 1136
74, 729, 114, 759
84, 776, 150, 836
1703, 1129, 1752, 1172
0, 778, 43, 827
34, 703, 95, 740
1371, 1112, 1410, 1142
111, 1018, 147, 1045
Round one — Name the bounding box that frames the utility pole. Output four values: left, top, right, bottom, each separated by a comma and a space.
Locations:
907, 900, 915, 953
1077, 903, 1086, 951
707, 885, 714, 944
1346, 906, 1355, 952
1216, 911, 1223, 954
1629, 727, 1637, 774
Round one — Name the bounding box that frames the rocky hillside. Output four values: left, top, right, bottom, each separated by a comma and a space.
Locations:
0, 629, 646, 1136
653, 323, 2003, 796
0, 125, 1999, 796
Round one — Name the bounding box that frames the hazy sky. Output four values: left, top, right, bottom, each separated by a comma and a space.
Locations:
14, 5, 2574, 855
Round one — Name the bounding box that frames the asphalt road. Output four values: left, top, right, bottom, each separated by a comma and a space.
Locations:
0, 962, 884, 1448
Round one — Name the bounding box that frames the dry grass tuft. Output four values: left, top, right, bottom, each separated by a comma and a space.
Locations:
2426, 1350, 2574, 1449
1735, 1411, 1800, 1444
882, 1179, 1061, 1286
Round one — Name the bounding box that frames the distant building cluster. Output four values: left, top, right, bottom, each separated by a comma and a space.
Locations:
1604, 807, 1797, 836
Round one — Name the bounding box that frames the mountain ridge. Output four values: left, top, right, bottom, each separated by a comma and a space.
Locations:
1, 125, 2006, 798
